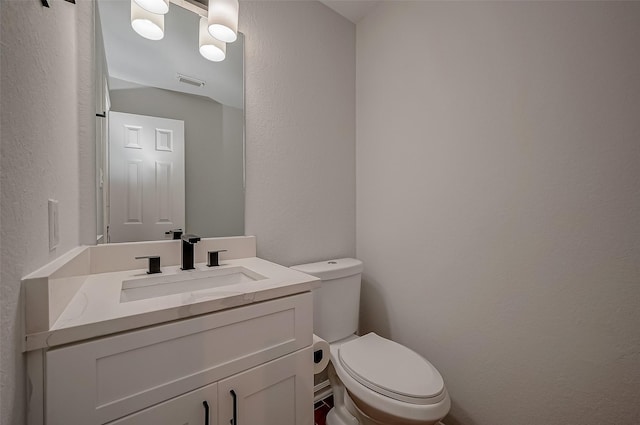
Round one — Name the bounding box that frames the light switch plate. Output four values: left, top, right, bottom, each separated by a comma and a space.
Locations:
48, 199, 59, 251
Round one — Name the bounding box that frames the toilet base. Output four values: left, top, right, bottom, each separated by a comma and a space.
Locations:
326, 363, 359, 425
326, 406, 359, 425
325, 377, 443, 425
326, 402, 447, 425
347, 391, 444, 425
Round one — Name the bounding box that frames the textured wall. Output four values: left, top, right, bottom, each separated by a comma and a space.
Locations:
241, 1, 356, 266
0, 1, 94, 424
356, 2, 640, 425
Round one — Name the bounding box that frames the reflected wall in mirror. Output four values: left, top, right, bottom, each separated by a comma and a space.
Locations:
95, 0, 244, 243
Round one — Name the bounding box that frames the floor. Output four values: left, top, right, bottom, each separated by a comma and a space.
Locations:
314, 395, 334, 425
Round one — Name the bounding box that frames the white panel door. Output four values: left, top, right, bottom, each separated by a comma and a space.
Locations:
109, 112, 185, 242
217, 348, 314, 425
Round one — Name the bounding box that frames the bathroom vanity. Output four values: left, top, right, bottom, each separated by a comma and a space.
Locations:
22, 236, 320, 425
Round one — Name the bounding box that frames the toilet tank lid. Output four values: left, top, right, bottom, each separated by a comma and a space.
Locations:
290, 258, 363, 280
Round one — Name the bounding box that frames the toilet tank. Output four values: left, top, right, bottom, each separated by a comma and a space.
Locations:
291, 258, 363, 343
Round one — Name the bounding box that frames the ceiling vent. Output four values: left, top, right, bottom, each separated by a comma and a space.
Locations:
177, 74, 206, 87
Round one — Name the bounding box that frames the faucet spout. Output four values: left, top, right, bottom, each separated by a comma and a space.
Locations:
180, 234, 201, 270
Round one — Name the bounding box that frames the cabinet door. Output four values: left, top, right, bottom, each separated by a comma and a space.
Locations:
109, 382, 217, 425
217, 348, 313, 425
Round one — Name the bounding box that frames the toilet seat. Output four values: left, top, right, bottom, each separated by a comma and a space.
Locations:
338, 333, 445, 405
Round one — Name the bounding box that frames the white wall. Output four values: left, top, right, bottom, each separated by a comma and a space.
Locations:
0, 1, 94, 424
241, 1, 356, 266
356, 2, 640, 425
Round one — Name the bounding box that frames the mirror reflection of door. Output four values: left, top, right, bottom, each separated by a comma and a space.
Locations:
108, 112, 185, 243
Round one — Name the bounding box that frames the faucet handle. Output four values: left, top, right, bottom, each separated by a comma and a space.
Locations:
207, 250, 227, 267
165, 228, 183, 240
135, 256, 162, 274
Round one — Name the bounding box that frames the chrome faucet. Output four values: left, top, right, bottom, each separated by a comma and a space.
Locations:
181, 234, 201, 270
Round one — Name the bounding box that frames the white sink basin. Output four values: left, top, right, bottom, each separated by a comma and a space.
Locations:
120, 266, 266, 302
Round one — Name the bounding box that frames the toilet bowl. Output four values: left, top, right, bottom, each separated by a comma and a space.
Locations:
291, 259, 451, 425
326, 333, 450, 425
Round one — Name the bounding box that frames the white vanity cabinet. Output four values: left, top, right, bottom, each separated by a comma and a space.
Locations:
35, 292, 314, 425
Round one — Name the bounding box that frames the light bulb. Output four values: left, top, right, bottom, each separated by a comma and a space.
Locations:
199, 17, 226, 62
208, 0, 239, 43
131, 0, 164, 41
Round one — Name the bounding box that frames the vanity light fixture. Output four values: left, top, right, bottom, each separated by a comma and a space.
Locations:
131, 0, 165, 41
129, 0, 238, 61
207, 0, 239, 43
133, 0, 169, 15
199, 17, 226, 62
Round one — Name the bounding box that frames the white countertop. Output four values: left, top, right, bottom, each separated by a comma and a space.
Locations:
25, 257, 319, 351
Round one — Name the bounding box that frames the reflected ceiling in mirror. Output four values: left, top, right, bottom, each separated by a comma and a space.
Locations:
96, 0, 245, 244
98, 0, 243, 108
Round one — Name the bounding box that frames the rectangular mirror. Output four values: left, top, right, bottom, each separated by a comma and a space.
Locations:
95, 0, 244, 243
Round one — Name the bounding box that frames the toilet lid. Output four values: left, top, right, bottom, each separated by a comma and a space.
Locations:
338, 333, 445, 404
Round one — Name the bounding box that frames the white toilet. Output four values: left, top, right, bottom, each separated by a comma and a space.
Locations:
291, 258, 450, 425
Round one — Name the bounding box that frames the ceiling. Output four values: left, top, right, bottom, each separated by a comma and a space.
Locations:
319, 0, 381, 23
97, 0, 243, 109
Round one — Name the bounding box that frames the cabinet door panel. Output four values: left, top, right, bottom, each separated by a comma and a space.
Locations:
218, 348, 313, 425
109, 382, 217, 425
